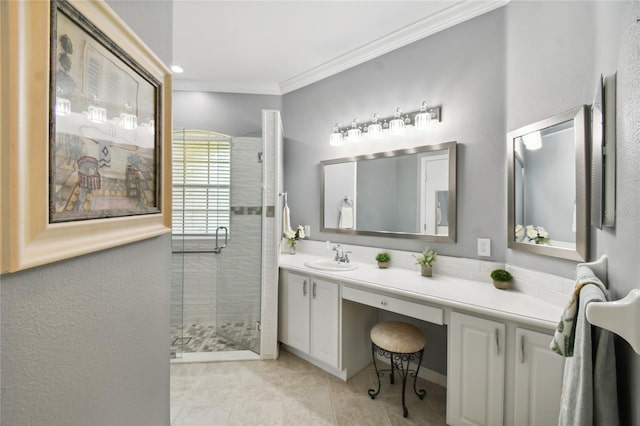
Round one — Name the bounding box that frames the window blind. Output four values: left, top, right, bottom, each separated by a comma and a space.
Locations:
172, 132, 231, 235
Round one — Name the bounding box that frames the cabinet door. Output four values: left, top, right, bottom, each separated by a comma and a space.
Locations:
448, 312, 505, 426
514, 328, 564, 426
309, 278, 339, 368
286, 272, 310, 353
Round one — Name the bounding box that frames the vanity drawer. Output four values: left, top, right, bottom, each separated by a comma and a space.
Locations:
342, 286, 443, 325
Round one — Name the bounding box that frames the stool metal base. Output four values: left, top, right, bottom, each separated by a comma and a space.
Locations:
368, 343, 426, 418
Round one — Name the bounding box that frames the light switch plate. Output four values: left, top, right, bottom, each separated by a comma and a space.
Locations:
477, 238, 491, 257
304, 225, 311, 237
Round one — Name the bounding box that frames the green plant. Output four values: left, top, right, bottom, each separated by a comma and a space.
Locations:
413, 247, 437, 267
490, 269, 513, 282
375, 252, 391, 263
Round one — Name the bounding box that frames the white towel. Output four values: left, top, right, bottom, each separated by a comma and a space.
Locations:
338, 206, 353, 229
283, 204, 293, 235
556, 265, 619, 426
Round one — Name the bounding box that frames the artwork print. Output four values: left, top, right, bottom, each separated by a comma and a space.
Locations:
49, 0, 161, 223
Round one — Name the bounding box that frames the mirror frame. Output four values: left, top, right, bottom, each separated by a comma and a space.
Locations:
320, 142, 457, 242
507, 106, 589, 261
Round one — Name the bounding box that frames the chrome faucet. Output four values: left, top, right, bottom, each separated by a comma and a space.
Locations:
332, 244, 351, 263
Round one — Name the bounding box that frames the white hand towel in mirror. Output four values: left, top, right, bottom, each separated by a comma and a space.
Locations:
339, 206, 353, 229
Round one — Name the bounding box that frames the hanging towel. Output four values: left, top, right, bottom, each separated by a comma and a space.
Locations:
556, 265, 619, 426
283, 204, 293, 236
338, 206, 353, 229
550, 266, 609, 357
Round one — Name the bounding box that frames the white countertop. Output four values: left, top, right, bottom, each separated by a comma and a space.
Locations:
279, 253, 563, 330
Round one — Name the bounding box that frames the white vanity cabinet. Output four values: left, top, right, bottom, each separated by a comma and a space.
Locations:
447, 312, 506, 426
447, 312, 564, 426
513, 328, 564, 426
278, 270, 340, 369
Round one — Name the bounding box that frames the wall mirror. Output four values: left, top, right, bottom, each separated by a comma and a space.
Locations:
321, 142, 457, 242
591, 73, 616, 229
507, 106, 589, 261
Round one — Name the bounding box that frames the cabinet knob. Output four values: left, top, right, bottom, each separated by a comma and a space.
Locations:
380, 299, 387, 306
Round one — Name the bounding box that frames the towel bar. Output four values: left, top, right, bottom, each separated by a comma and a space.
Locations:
586, 289, 640, 355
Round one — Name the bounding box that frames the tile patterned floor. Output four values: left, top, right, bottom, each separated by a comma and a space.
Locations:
171, 347, 447, 426
171, 322, 260, 354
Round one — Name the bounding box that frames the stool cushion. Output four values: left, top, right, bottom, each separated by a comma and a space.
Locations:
370, 321, 426, 354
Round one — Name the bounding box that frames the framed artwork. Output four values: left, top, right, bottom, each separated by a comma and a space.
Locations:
0, 0, 172, 273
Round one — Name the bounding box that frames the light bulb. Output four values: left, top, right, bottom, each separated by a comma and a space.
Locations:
522, 131, 542, 150
367, 113, 382, 138
414, 101, 431, 129
329, 123, 343, 147
389, 107, 405, 133
347, 118, 361, 143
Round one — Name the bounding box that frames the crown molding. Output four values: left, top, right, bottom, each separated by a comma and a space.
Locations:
279, 0, 508, 94
173, 79, 283, 96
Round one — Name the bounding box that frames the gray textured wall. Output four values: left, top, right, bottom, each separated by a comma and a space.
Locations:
173, 91, 282, 137
1, 1, 173, 424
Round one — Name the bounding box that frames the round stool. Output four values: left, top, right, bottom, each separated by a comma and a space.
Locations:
368, 321, 427, 418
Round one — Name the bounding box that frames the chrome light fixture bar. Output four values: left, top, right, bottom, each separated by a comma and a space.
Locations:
329, 101, 441, 146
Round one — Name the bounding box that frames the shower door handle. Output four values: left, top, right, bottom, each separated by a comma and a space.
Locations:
213, 226, 228, 254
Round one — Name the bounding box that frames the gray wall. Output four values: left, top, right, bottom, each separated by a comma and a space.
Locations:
173, 91, 282, 137
283, 7, 507, 261
283, 1, 639, 423
1, 1, 173, 425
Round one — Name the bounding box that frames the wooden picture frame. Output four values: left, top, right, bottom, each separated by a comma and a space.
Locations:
0, 0, 172, 273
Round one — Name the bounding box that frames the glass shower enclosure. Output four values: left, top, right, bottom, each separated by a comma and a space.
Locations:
171, 130, 262, 359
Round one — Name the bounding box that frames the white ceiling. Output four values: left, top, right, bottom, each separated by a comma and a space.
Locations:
172, 1, 507, 95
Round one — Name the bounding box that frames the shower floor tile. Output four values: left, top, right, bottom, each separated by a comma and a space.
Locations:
170, 322, 259, 354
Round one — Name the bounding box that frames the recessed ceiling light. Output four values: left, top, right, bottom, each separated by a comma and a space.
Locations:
171, 65, 184, 74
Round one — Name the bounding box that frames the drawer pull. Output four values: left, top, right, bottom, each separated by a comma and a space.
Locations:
380, 299, 387, 306
495, 328, 500, 355
520, 335, 526, 363
303, 280, 307, 296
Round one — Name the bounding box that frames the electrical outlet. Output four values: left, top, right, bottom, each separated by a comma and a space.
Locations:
304, 225, 311, 237
477, 238, 491, 257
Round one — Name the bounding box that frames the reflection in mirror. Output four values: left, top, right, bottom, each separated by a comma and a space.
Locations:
591, 73, 617, 228
321, 142, 457, 242
508, 106, 589, 261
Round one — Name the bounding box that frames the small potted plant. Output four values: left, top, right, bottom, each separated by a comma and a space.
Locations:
375, 252, 391, 269
490, 269, 513, 290
414, 247, 437, 277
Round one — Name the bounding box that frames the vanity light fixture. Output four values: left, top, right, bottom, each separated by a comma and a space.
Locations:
55, 87, 71, 116
347, 118, 362, 143
330, 123, 344, 147
56, 97, 71, 116
367, 113, 382, 138
328, 100, 441, 146
119, 103, 138, 130
389, 108, 405, 133
414, 101, 431, 129
86, 97, 107, 124
521, 131, 542, 150
171, 64, 184, 74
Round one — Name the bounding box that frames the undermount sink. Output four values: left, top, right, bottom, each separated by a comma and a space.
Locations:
304, 258, 359, 272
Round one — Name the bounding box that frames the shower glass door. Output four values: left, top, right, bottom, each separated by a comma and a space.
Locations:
170, 130, 262, 358
214, 137, 263, 354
